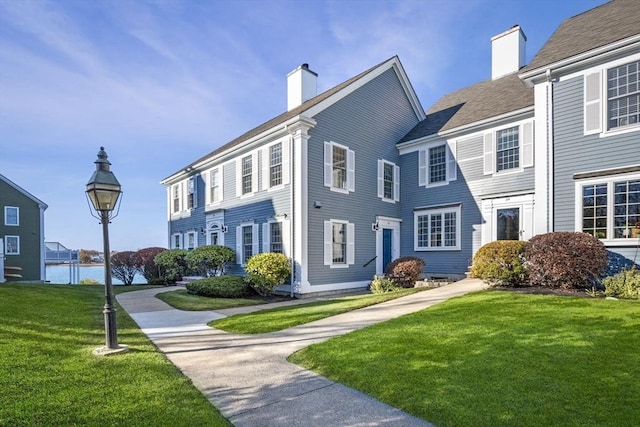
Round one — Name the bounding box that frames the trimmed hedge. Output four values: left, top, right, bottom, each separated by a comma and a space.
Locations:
245, 252, 292, 296
385, 256, 425, 288
186, 275, 250, 298
471, 240, 528, 287
525, 232, 607, 289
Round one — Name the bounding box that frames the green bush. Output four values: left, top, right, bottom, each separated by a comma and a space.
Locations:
385, 256, 425, 288
245, 252, 292, 296
471, 240, 528, 287
525, 232, 608, 289
186, 245, 236, 277
79, 278, 100, 285
154, 249, 189, 283
369, 275, 400, 294
603, 267, 640, 299
185, 275, 250, 298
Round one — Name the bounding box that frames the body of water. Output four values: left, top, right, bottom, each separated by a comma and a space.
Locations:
46, 264, 145, 285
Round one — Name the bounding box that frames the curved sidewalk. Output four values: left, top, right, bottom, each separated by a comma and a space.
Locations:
117, 278, 486, 427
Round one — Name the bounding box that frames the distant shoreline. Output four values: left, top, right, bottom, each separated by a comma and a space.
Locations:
46, 262, 105, 267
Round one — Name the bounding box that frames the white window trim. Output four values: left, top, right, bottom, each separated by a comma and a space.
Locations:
4, 206, 19, 226
236, 152, 259, 198
171, 233, 182, 249
414, 205, 461, 251
171, 183, 182, 214
377, 159, 400, 203
4, 235, 20, 255
236, 222, 259, 266
187, 176, 198, 210
574, 172, 640, 246
185, 231, 197, 250
262, 139, 290, 191
262, 218, 290, 255
418, 140, 457, 188
324, 141, 355, 194
483, 121, 534, 176
205, 166, 224, 206
323, 219, 355, 268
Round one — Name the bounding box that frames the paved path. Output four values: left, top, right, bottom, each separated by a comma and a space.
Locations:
117, 279, 486, 427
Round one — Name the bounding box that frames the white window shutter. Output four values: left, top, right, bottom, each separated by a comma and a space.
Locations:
324, 142, 332, 187
218, 167, 224, 202
522, 122, 534, 168
236, 158, 242, 197
235, 226, 243, 265
252, 224, 259, 255
418, 150, 427, 186
347, 149, 355, 192
584, 71, 602, 135
393, 165, 400, 202
377, 160, 384, 198
262, 223, 270, 252
447, 141, 457, 181
203, 171, 209, 205
281, 219, 290, 257
252, 152, 259, 194
262, 148, 270, 190
282, 141, 290, 186
483, 133, 494, 175
347, 222, 355, 265
324, 221, 333, 265
193, 176, 198, 208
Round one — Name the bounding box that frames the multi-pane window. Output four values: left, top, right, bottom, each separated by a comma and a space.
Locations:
243, 225, 253, 262
580, 178, 640, 240
5, 236, 19, 255
242, 156, 252, 195
187, 178, 196, 209
270, 143, 283, 187
173, 234, 181, 249
332, 145, 347, 190
608, 60, 640, 129
383, 163, 394, 199
496, 126, 519, 171
324, 142, 354, 192
172, 185, 180, 213
270, 222, 283, 253
186, 232, 196, 250
210, 169, 221, 203
415, 206, 460, 250
429, 145, 446, 183
332, 223, 346, 264
4, 207, 18, 226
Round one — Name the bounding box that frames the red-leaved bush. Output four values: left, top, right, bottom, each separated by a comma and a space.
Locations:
385, 256, 425, 288
110, 251, 138, 285
524, 232, 607, 289
134, 247, 166, 283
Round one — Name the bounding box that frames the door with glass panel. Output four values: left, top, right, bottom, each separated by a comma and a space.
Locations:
496, 207, 521, 240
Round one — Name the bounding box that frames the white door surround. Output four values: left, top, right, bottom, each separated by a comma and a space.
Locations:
375, 216, 401, 275
481, 194, 534, 246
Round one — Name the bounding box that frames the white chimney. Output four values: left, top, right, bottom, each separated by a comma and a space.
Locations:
287, 63, 317, 111
491, 25, 526, 80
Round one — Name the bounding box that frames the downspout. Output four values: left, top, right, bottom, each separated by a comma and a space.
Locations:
40, 204, 46, 281
546, 69, 555, 232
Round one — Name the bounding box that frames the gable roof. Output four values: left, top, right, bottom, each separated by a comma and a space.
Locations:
0, 173, 48, 209
163, 56, 422, 182
523, 0, 640, 73
399, 72, 533, 143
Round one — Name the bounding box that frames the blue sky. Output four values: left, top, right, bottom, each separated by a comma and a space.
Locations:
0, 0, 605, 251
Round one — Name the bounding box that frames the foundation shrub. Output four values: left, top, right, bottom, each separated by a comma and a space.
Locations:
186, 275, 250, 298
369, 275, 400, 294
245, 252, 292, 296
154, 249, 189, 283
471, 240, 528, 287
525, 232, 607, 289
186, 245, 236, 277
603, 267, 640, 299
385, 256, 425, 288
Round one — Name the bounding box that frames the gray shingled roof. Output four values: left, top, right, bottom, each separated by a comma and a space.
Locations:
523, 0, 640, 72
164, 57, 397, 181
399, 72, 533, 142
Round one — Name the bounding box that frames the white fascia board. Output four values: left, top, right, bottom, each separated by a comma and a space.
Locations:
305, 58, 426, 121
520, 35, 640, 86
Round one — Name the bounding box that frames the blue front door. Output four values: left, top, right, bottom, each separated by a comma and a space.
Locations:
382, 228, 393, 272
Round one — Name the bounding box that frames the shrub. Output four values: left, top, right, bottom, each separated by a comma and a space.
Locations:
525, 232, 608, 289
603, 267, 640, 299
385, 256, 425, 288
245, 252, 292, 296
110, 251, 138, 285
471, 240, 528, 287
186, 276, 250, 298
186, 245, 236, 277
134, 247, 166, 283
79, 278, 100, 285
154, 249, 189, 283
369, 275, 400, 294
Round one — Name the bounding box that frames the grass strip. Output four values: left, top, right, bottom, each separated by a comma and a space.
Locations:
0, 283, 230, 426
156, 289, 266, 311
210, 288, 426, 334
289, 290, 640, 427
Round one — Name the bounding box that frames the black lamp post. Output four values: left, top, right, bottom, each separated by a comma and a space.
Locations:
86, 147, 128, 355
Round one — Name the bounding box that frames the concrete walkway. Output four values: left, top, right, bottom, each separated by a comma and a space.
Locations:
117, 279, 486, 427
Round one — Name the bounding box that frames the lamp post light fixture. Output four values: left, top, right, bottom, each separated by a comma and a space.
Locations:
86, 147, 128, 356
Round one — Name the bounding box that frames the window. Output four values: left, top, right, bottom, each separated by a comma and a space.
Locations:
324, 141, 355, 193
414, 206, 460, 251
187, 177, 196, 209
186, 232, 196, 250
236, 152, 258, 196
5, 236, 19, 255
172, 233, 181, 249
242, 156, 252, 195
208, 168, 222, 204
418, 142, 457, 187
4, 207, 19, 226
579, 176, 640, 240
496, 127, 519, 171
323, 220, 355, 267
270, 222, 283, 253
270, 143, 282, 187
172, 184, 180, 213
235, 223, 259, 265
262, 219, 289, 255
377, 160, 400, 202
608, 60, 639, 130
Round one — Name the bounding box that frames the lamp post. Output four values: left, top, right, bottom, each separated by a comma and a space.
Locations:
86, 147, 128, 356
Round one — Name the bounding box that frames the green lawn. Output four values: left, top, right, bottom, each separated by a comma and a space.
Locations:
289, 291, 640, 427
0, 283, 230, 426
156, 289, 267, 310
210, 288, 427, 334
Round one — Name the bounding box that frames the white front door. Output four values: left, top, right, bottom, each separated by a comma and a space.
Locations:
481, 194, 534, 245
